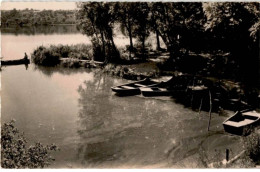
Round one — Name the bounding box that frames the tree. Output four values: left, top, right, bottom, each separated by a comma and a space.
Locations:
76, 2, 120, 63
203, 2, 260, 85
149, 2, 162, 51
116, 2, 138, 53
132, 2, 150, 59
152, 2, 205, 65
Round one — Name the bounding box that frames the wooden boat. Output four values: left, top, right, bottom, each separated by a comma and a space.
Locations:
1, 58, 30, 66
139, 79, 179, 97
140, 86, 170, 97
111, 78, 160, 96
223, 110, 260, 136
187, 85, 208, 92
141, 76, 208, 97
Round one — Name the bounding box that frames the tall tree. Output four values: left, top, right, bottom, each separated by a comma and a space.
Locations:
149, 2, 162, 51
76, 2, 119, 63
151, 2, 205, 62
132, 2, 150, 59
116, 2, 138, 52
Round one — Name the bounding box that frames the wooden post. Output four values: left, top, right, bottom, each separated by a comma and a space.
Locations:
198, 98, 203, 115
208, 90, 212, 131
226, 149, 229, 162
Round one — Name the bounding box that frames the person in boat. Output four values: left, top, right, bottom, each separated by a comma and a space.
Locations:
24, 52, 28, 60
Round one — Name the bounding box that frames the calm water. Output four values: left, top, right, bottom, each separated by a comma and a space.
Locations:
1, 25, 243, 168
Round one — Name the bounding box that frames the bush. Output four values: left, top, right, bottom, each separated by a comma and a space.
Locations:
1, 120, 58, 168
243, 131, 260, 164
31, 44, 93, 66
31, 46, 60, 66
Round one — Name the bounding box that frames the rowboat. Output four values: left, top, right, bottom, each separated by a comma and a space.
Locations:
223, 110, 260, 136
140, 86, 171, 97
111, 78, 160, 96
139, 79, 183, 97
140, 75, 208, 97
1, 58, 30, 66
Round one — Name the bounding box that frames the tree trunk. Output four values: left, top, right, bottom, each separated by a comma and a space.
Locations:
100, 31, 106, 62
128, 26, 133, 51
142, 35, 146, 60
156, 30, 161, 50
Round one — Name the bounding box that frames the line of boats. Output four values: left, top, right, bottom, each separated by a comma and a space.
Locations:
111, 76, 208, 97
111, 77, 260, 136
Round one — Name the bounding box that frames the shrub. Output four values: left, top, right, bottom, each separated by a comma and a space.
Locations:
1, 120, 58, 168
31, 46, 60, 66
243, 131, 260, 164
31, 44, 93, 66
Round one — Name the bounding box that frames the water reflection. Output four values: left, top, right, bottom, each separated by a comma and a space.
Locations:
33, 65, 90, 77
0, 25, 79, 35
77, 73, 118, 164
75, 74, 244, 168
75, 74, 181, 167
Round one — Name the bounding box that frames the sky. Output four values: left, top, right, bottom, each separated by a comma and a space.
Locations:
1, 0, 256, 10
0, 1, 77, 10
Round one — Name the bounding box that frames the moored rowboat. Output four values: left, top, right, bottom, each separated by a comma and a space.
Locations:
140, 86, 170, 97
1, 58, 30, 66
223, 110, 260, 136
111, 78, 160, 96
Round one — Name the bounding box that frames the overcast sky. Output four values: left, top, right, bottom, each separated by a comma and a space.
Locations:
0, 1, 77, 10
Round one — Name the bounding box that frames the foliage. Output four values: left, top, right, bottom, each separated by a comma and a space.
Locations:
76, 2, 120, 63
203, 2, 259, 84
115, 2, 138, 51
31, 46, 60, 66
31, 44, 93, 66
132, 2, 150, 58
1, 120, 58, 168
1, 9, 76, 26
243, 131, 260, 164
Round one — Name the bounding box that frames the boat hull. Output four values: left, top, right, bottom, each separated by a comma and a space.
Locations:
223, 123, 250, 136
1, 59, 30, 66
111, 87, 141, 96
223, 110, 260, 136
111, 78, 159, 96
141, 87, 170, 97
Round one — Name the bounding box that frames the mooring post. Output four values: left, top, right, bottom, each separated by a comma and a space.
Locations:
226, 149, 229, 162
207, 90, 212, 131
198, 98, 203, 115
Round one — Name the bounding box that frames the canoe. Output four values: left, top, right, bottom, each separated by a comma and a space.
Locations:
1, 58, 30, 66
111, 78, 160, 96
223, 110, 260, 136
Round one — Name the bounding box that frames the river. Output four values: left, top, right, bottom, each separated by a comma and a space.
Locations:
1, 25, 243, 168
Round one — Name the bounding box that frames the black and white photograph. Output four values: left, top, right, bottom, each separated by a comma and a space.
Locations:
1, 0, 260, 169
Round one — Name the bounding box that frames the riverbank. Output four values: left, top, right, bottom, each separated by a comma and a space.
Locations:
30, 44, 260, 111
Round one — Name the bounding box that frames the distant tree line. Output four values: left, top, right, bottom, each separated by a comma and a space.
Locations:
1, 8, 76, 26
76, 2, 259, 83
